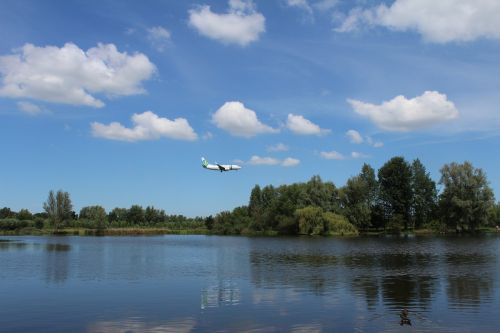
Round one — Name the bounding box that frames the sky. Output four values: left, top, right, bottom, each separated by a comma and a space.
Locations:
1, 0, 500, 217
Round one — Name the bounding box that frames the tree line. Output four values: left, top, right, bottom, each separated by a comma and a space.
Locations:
208, 157, 500, 235
0, 190, 204, 232
1, 157, 500, 235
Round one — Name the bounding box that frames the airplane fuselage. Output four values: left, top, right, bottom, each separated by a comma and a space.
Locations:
202, 158, 241, 172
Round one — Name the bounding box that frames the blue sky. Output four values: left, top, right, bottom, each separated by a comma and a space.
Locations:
1, 0, 499, 216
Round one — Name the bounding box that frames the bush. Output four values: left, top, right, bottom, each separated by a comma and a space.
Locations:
0, 219, 28, 230
323, 212, 358, 236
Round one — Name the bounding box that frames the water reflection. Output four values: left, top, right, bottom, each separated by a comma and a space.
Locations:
249, 237, 499, 312
88, 317, 196, 333
250, 252, 338, 294
43, 241, 71, 284
0, 240, 29, 250
201, 281, 241, 309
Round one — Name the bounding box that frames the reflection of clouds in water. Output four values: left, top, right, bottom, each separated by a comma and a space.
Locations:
252, 288, 277, 305
87, 317, 196, 333
290, 323, 322, 333
201, 281, 240, 309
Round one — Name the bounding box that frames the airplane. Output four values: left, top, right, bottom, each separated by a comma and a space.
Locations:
201, 157, 241, 172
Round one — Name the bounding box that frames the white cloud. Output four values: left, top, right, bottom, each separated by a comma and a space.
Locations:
335, 0, 500, 43
188, 0, 265, 46
286, 114, 330, 135
320, 150, 345, 160
286, 0, 313, 15
351, 151, 369, 159
267, 143, 289, 152
0, 43, 156, 108
91, 111, 197, 142
248, 155, 300, 167
282, 157, 300, 167
248, 155, 281, 165
346, 129, 363, 144
212, 101, 278, 137
147, 26, 171, 52
366, 136, 384, 148
17, 101, 41, 115
348, 91, 459, 132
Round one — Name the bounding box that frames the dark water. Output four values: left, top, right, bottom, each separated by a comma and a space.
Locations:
1, 235, 499, 333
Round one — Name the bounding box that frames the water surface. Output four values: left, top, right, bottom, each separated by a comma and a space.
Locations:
1, 235, 499, 332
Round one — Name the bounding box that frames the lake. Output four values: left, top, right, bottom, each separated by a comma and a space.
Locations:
1, 235, 499, 332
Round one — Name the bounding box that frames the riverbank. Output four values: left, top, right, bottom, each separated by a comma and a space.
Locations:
1, 226, 499, 236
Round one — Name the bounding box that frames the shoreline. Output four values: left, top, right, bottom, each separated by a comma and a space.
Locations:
1, 227, 499, 237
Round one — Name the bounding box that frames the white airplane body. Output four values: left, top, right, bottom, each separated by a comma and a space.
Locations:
202, 157, 241, 172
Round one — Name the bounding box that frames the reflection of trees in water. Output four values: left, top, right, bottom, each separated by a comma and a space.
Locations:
250, 252, 338, 295
381, 275, 437, 309
44, 242, 71, 284
201, 281, 241, 309
447, 276, 493, 308
445, 252, 495, 308
345, 252, 438, 309
0, 241, 28, 250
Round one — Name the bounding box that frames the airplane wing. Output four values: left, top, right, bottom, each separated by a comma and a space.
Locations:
217, 164, 226, 171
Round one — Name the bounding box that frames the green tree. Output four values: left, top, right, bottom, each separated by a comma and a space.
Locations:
341, 176, 371, 230
144, 206, 166, 224
204, 215, 214, 230
127, 205, 145, 225
108, 208, 128, 224
323, 212, 358, 236
17, 209, 33, 221
43, 190, 73, 230
295, 206, 325, 235
360, 163, 378, 207
378, 157, 413, 230
439, 161, 495, 232
79, 205, 107, 229
411, 159, 437, 228
0, 207, 15, 219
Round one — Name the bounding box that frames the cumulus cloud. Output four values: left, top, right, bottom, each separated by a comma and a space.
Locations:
91, 111, 197, 142
282, 157, 300, 167
286, 114, 330, 135
351, 151, 369, 159
0, 43, 156, 107
212, 101, 278, 137
267, 143, 289, 152
335, 0, 500, 43
147, 26, 171, 51
348, 91, 459, 132
188, 0, 265, 46
320, 150, 345, 160
17, 101, 41, 115
346, 129, 363, 144
248, 155, 300, 167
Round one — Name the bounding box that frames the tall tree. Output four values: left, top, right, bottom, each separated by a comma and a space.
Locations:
341, 176, 371, 230
378, 157, 413, 230
359, 163, 378, 207
43, 190, 73, 230
439, 161, 495, 231
411, 159, 437, 228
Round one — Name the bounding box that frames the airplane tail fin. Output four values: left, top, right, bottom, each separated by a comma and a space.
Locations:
201, 157, 208, 168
